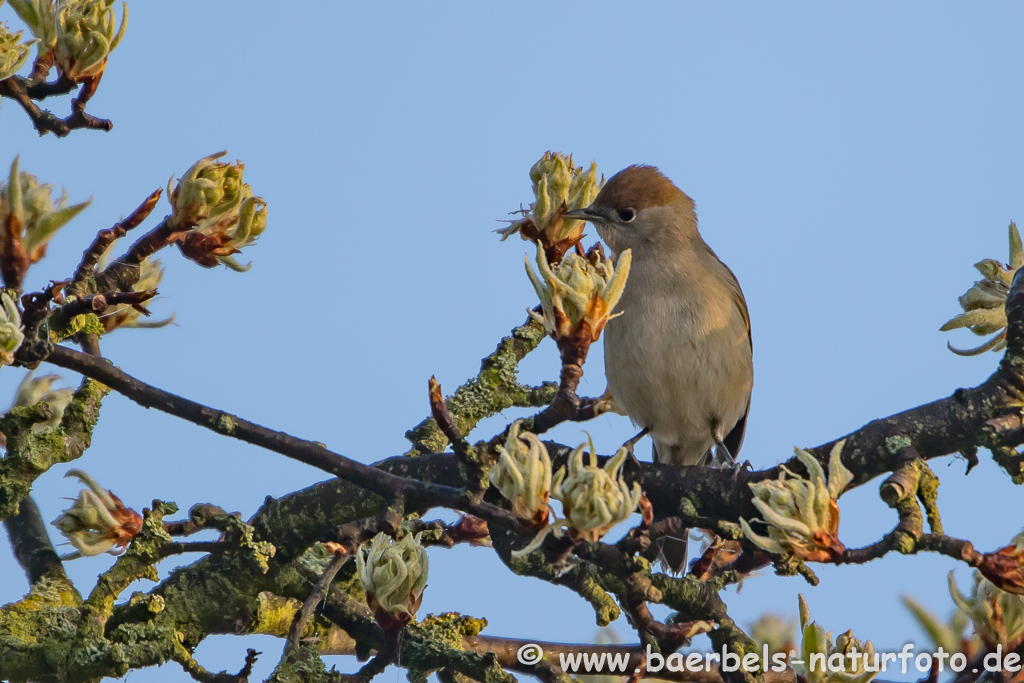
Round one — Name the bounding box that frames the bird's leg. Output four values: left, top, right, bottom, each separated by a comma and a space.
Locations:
713, 436, 751, 480
621, 427, 650, 467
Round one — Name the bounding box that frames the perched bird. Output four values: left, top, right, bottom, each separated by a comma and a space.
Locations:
565, 165, 753, 570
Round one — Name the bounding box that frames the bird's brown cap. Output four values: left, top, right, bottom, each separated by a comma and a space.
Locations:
591, 165, 689, 212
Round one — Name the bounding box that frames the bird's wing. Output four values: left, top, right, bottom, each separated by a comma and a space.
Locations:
715, 256, 752, 459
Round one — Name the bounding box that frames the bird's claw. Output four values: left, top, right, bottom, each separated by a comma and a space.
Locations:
621, 427, 649, 468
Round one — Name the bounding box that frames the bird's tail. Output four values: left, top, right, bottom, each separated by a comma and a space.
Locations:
656, 532, 690, 574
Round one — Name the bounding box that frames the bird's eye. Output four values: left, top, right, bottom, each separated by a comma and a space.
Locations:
618, 208, 636, 222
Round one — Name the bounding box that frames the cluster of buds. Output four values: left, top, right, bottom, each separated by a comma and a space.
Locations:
498, 151, 603, 263
490, 420, 553, 528
0, 291, 23, 364
51, 468, 143, 559
526, 243, 631, 361
941, 222, 1020, 356
0, 19, 34, 81
356, 532, 428, 628
168, 152, 268, 271
0, 157, 91, 278
12, 371, 73, 431
740, 441, 852, 563
949, 569, 1024, 651
978, 529, 1024, 595
551, 437, 642, 543
53, 0, 127, 83
794, 595, 879, 683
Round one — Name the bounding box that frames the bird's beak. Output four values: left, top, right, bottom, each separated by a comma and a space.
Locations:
563, 206, 602, 222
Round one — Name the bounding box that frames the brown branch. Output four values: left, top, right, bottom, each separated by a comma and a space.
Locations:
21, 73, 76, 99
0, 76, 111, 138
2, 495, 70, 586
286, 550, 349, 652
72, 188, 163, 285
43, 344, 530, 535
175, 647, 260, 683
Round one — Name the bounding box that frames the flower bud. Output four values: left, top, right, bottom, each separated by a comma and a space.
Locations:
740, 441, 852, 562
942, 222, 1021, 356
1, 156, 91, 266
499, 152, 603, 262
551, 436, 642, 543
980, 530, 1024, 595
949, 569, 1024, 650
0, 21, 34, 81
794, 595, 878, 683
7, 0, 57, 50
525, 242, 631, 346
0, 291, 24, 365
169, 152, 267, 270
51, 468, 143, 559
12, 371, 73, 431
53, 0, 127, 82
490, 419, 552, 528
356, 532, 428, 627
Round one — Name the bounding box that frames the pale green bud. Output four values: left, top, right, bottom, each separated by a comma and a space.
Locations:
490, 419, 553, 527
51, 468, 143, 559
949, 570, 1024, 650
0, 157, 91, 262
53, 0, 127, 82
168, 151, 244, 227
942, 222, 1021, 356
7, 0, 57, 47
0, 291, 24, 365
525, 243, 631, 342
550, 435, 642, 543
794, 595, 879, 683
499, 152, 603, 260
11, 371, 73, 431
740, 441, 851, 562
749, 613, 796, 658
169, 152, 267, 270
0, 21, 34, 81
356, 532, 428, 622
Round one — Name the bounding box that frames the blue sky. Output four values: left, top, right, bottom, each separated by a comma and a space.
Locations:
2, 3, 1024, 680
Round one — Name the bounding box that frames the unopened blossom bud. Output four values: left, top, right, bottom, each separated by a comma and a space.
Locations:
52, 468, 143, 559
980, 529, 1024, 595
525, 242, 631, 349
167, 151, 243, 228
356, 532, 428, 627
499, 152, 603, 262
551, 437, 642, 543
490, 420, 553, 528
53, 0, 127, 82
169, 152, 267, 270
0, 291, 24, 365
0, 157, 91, 265
795, 595, 879, 683
0, 21, 34, 81
941, 222, 1021, 356
7, 0, 57, 49
949, 570, 1024, 650
740, 441, 852, 563
12, 371, 73, 431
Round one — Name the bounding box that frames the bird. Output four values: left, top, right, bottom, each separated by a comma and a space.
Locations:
564, 165, 753, 571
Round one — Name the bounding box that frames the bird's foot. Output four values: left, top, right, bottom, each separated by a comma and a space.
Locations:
729, 459, 753, 481
620, 427, 650, 468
